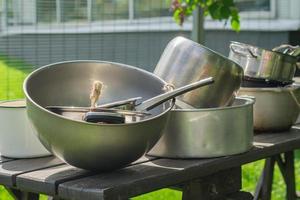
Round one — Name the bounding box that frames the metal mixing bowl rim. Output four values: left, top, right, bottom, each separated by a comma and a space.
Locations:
174, 36, 244, 71
172, 97, 255, 112
0, 99, 26, 108
230, 41, 298, 61
240, 85, 300, 92
23, 60, 174, 127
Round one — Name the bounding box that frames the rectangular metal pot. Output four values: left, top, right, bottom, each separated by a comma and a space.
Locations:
148, 97, 254, 158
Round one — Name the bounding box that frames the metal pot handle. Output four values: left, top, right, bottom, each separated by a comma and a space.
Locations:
272, 44, 300, 57
288, 89, 300, 109
230, 43, 258, 58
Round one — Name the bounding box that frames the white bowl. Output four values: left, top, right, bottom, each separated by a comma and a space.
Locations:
0, 100, 50, 158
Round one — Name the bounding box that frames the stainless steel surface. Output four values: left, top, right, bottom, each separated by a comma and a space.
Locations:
154, 36, 243, 108
238, 86, 300, 132
135, 77, 214, 111
229, 41, 298, 83
46, 107, 151, 117
97, 97, 142, 109
0, 99, 50, 158
272, 44, 300, 56
24, 60, 173, 171
148, 97, 254, 158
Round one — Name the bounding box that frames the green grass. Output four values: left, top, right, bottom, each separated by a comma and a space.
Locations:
0, 55, 32, 100
0, 55, 298, 199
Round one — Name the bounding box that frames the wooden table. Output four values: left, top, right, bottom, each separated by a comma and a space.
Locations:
1, 127, 300, 200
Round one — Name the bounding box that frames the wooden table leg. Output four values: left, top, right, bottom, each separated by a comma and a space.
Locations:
180, 167, 242, 200
254, 151, 296, 200
253, 157, 275, 200
275, 151, 296, 200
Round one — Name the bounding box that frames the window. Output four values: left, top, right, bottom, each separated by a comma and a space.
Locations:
234, 0, 275, 18
3, 0, 174, 26
134, 0, 172, 19
61, 0, 88, 22
236, 0, 270, 12
91, 0, 129, 21
37, 0, 56, 23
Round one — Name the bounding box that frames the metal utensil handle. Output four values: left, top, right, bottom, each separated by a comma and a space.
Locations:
136, 77, 214, 111
97, 97, 142, 108
230, 43, 257, 58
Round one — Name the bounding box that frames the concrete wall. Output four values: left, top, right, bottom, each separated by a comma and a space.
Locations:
0, 30, 293, 72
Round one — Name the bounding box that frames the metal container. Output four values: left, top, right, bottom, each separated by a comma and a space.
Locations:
0, 100, 50, 158
148, 97, 254, 158
154, 36, 243, 108
229, 41, 298, 84
238, 86, 300, 132
24, 60, 173, 171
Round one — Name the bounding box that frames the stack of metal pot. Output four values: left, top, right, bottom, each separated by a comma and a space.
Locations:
229, 41, 300, 132
148, 36, 255, 158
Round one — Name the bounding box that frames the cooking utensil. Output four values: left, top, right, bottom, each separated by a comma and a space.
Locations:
229, 41, 298, 84
47, 107, 151, 122
0, 99, 50, 158
46, 77, 213, 124
24, 60, 175, 171
154, 36, 243, 108
238, 85, 300, 132
241, 76, 293, 88
46, 97, 142, 111
148, 97, 254, 158
83, 112, 126, 124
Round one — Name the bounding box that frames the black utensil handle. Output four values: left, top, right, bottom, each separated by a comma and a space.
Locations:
83, 112, 125, 124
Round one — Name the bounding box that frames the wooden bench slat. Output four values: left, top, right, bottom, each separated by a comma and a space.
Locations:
0, 156, 64, 187
16, 156, 157, 195
57, 129, 300, 200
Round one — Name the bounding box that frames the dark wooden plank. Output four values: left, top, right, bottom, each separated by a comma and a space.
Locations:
260, 157, 275, 200
57, 129, 300, 200
0, 156, 64, 187
16, 156, 158, 196
223, 191, 253, 200
284, 152, 296, 200
182, 167, 241, 200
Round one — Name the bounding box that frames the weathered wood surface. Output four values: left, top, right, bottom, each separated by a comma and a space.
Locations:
0, 128, 298, 200
16, 156, 157, 196
57, 129, 300, 200
0, 156, 64, 187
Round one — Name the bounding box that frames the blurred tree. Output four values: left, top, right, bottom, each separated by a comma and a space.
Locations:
171, 0, 240, 31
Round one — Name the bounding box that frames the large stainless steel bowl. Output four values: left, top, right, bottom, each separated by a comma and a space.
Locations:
148, 97, 254, 158
238, 86, 300, 132
24, 61, 173, 171
154, 36, 243, 108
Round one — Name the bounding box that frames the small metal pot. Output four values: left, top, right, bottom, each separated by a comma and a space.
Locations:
154, 36, 243, 108
238, 86, 300, 132
229, 41, 298, 84
0, 100, 50, 158
148, 97, 254, 158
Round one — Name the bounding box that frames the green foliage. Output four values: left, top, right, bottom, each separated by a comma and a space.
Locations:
0, 55, 32, 100
171, 0, 240, 31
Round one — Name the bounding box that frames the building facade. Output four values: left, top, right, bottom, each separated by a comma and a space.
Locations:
0, 0, 299, 71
